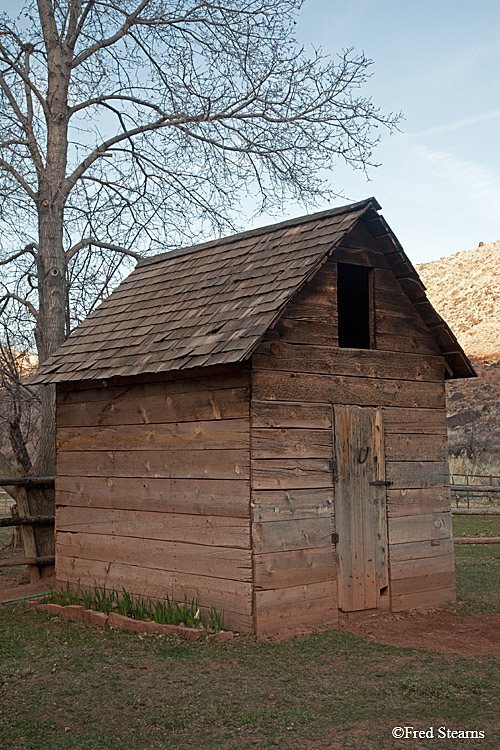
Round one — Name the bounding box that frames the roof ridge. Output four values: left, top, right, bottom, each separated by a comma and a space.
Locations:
138, 197, 381, 267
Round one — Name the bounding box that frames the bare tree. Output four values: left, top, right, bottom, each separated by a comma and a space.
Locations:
0, 0, 399, 557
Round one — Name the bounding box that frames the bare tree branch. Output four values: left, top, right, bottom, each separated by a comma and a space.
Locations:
0, 243, 38, 266
66, 236, 142, 262
0, 293, 38, 320
0, 40, 49, 118
0, 158, 37, 200
70, 0, 154, 68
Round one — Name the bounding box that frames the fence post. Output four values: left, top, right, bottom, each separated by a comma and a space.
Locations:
12, 466, 41, 583
450, 472, 455, 507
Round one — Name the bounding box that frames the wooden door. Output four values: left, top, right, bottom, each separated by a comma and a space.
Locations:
333, 406, 388, 612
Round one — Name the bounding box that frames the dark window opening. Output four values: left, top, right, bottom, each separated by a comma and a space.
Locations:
337, 263, 373, 349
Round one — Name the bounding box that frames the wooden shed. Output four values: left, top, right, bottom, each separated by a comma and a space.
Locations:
32, 198, 475, 635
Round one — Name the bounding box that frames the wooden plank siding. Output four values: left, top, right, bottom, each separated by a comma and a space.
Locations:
55, 368, 254, 632
53, 216, 459, 635
251, 249, 456, 632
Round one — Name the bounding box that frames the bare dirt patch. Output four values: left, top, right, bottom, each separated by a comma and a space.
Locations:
0, 572, 55, 604
338, 608, 500, 656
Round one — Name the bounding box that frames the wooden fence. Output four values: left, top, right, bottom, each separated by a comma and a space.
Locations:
449, 478, 500, 544
450, 472, 500, 507
0, 476, 55, 577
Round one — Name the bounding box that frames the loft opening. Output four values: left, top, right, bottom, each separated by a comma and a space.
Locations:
337, 262, 374, 349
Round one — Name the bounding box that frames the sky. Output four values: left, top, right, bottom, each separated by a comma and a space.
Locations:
2, 1, 498, 266
278, 0, 500, 263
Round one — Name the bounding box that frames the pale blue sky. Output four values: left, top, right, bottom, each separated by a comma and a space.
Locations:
287, 0, 500, 262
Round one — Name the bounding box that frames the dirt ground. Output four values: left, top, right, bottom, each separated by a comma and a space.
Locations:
0, 571, 56, 604
1, 567, 499, 656
338, 608, 500, 656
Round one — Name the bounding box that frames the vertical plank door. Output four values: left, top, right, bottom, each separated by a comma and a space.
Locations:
334, 406, 388, 612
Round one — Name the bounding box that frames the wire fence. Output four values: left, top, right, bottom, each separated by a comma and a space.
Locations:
0, 489, 14, 519
450, 473, 500, 508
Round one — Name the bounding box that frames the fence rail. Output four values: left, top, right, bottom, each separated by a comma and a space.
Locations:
0, 555, 55, 568
453, 537, 500, 545
449, 483, 500, 494
0, 475, 55, 579
0, 476, 55, 488
450, 473, 500, 508
0, 515, 55, 528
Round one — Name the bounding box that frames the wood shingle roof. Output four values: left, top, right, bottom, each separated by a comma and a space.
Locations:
31, 198, 474, 384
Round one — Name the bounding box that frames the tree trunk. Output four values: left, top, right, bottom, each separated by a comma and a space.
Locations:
29, 30, 71, 566
30, 200, 66, 564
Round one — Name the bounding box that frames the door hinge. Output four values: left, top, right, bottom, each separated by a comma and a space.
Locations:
369, 480, 392, 487
332, 532, 339, 544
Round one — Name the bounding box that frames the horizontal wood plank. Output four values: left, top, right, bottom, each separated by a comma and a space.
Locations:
57, 507, 251, 549
374, 333, 441, 356
251, 488, 334, 522
390, 553, 455, 582
387, 488, 450, 517
252, 428, 331, 459
389, 538, 454, 563
57, 386, 249, 427
252, 458, 333, 490
56, 476, 250, 518
57, 419, 249, 452
57, 449, 249, 480
253, 371, 445, 409
386, 461, 449, 489
391, 571, 456, 598
385, 434, 448, 462
263, 318, 338, 348
252, 516, 335, 553
383, 408, 447, 435
57, 370, 249, 405
255, 579, 337, 608
332, 244, 390, 268
376, 310, 432, 338
254, 581, 338, 636
56, 532, 252, 582
253, 342, 444, 383
282, 302, 335, 323
254, 547, 336, 589
391, 586, 456, 612
388, 512, 452, 545
251, 400, 332, 429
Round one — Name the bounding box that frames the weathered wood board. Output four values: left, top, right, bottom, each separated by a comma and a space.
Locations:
254, 581, 338, 636
253, 371, 445, 409
253, 547, 337, 589
334, 406, 388, 612
57, 506, 251, 548
57, 532, 252, 581
57, 385, 249, 427
56, 476, 250, 518
57, 449, 249, 480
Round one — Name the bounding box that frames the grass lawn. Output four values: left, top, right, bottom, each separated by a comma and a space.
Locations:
1, 606, 499, 750
451, 516, 500, 615
0, 520, 499, 749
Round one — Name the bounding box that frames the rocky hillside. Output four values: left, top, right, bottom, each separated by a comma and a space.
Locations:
416, 240, 500, 468
417, 240, 500, 359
